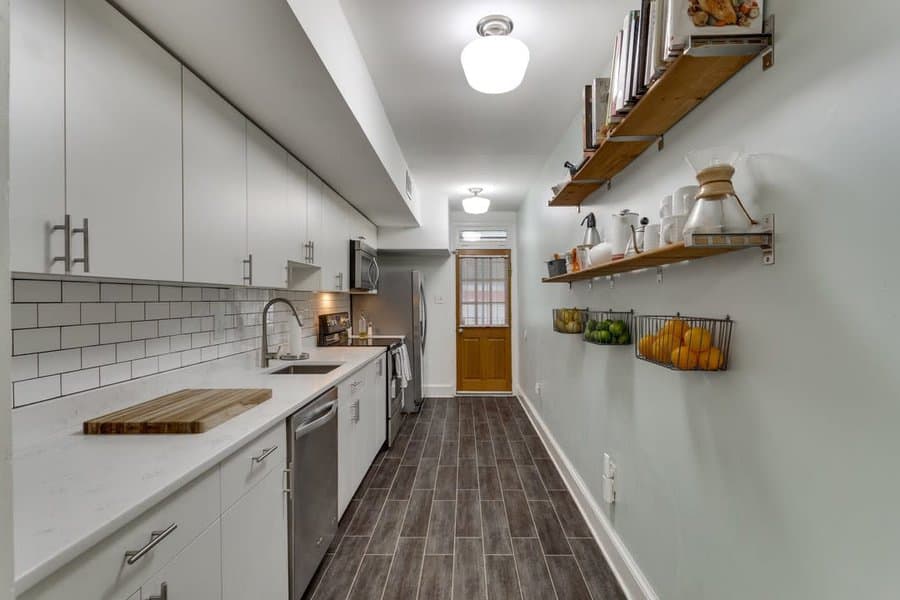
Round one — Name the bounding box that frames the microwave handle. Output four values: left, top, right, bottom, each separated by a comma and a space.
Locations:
369, 257, 380, 289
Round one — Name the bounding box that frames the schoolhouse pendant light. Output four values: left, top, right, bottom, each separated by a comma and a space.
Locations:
460, 15, 530, 94
462, 187, 490, 215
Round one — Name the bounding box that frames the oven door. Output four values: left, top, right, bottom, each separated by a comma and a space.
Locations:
350, 241, 379, 291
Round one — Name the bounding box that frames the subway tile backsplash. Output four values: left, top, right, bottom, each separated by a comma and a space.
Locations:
9, 278, 349, 408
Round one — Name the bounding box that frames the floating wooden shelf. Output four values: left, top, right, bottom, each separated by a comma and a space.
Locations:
542, 229, 773, 284
548, 31, 772, 208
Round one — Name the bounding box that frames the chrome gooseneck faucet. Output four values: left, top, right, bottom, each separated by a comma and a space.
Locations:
260, 297, 304, 368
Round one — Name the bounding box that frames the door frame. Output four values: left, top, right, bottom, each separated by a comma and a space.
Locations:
455, 248, 513, 394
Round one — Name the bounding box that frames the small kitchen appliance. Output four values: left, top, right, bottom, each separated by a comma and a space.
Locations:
683, 146, 758, 236
608, 209, 641, 260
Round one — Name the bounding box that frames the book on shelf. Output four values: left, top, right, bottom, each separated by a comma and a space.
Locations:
645, 0, 668, 86
622, 10, 639, 107
582, 84, 595, 151
606, 35, 624, 127
591, 77, 610, 147
635, 0, 652, 95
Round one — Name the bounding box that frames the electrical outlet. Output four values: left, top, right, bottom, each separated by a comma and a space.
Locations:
534, 382, 542, 397
523, 328, 528, 341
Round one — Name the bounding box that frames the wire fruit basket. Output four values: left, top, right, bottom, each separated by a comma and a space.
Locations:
634, 314, 733, 371
552, 308, 588, 334
583, 309, 634, 346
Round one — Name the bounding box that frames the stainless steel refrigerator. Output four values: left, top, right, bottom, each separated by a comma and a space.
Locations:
352, 270, 425, 413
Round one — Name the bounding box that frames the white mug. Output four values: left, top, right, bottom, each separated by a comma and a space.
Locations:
643, 224, 660, 250
672, 185, 699, 216
661, 215, 688, 245
659, 195, 673, 219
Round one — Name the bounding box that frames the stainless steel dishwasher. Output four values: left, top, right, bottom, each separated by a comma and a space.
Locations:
287, 387, 338, 598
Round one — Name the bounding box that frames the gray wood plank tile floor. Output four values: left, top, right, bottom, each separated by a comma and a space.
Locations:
303, 396, 626, 600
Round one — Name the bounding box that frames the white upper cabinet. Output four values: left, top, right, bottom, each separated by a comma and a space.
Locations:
287, 155, 309, 266
182, 70, 248, 286
65, 0, 183, 281
247, 122, 291, 289
306, 172, 325, 266
10, 0, 66, 274
321, 188, 350, 291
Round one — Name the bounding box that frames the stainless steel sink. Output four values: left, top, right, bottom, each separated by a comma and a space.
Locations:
270, 364, 341, 375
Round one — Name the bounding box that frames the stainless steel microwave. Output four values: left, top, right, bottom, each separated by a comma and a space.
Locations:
349, 239, 379, 291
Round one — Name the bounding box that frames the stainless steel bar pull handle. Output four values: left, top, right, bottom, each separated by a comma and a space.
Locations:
243, 254, 253, 286
124, 523, 178, 565
71, 218, 90, 273
148, 582, 168, 600
252, 445, 278, 464
51, 214, 71, 272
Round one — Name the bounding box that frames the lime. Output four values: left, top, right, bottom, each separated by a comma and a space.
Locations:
586, 319, 598, 332
617, 333, 631, 345
599, 320, 612, 332
599, 330, 612, 344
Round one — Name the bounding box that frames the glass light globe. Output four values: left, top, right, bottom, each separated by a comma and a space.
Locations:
462, 194, 490, 214
461, 35, 530, 94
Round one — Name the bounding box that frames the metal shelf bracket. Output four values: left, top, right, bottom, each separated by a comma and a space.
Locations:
656, 267, 664, 284
760, 213, 775, 265
608, 275, 616, 289
762, 15, 775, 71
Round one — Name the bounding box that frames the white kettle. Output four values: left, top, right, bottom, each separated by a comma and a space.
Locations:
607, 210, 640, 260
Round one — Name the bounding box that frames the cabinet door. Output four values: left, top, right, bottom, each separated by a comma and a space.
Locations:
321, 189, 350, 291
306, 172, 324, 266
371, 356, 387, 455
182, 70, 247, 285
10, 0, 66, 274
247, 122, 292, 288
141, 520, 222, 600
65, 0, 183, 281
221, 467, 289, 600
287, 156, 309, 266
337, 379, 358, 516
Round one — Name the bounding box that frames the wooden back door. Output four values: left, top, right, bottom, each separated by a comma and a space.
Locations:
456, 249, 512, 393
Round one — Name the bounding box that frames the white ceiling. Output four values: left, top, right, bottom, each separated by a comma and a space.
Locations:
340, 0, 633, 211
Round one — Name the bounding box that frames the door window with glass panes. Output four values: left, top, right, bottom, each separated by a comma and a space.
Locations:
458, 254, 509, 327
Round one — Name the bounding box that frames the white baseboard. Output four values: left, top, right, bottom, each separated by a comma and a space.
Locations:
423, 384, 455, 397
515, 385, 659, 600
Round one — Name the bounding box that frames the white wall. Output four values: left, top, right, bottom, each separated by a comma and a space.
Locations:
1, 0, 15, 596
285, 0, 417, 222
516, 0, 900, 598
379, 184, 449, 251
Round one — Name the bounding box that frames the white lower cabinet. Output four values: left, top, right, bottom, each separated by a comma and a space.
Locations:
337, 371, 364, 516
140, 521, 222, 600
337, 358, 387, 516
221, 467, 289, 600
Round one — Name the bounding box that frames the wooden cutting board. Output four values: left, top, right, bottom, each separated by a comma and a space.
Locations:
83, 388, 273, 434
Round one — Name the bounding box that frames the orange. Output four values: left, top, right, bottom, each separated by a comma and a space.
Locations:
653, 334, 678, 364
671, 347, 699, 370
638, 335, 656, 358
662, 318, 688, 340
683, 327, 712, 352
697, 347, 724, 370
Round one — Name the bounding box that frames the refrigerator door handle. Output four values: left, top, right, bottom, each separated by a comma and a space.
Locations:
419, 281, 427, 352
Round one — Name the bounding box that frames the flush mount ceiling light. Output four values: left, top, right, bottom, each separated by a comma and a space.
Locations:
462, 187, 490, 214
460, 15, 530, 94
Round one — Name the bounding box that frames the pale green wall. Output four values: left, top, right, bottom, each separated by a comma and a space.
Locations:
516, 0, 900, 597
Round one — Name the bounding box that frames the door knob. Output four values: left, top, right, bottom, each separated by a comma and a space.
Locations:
458, 328, 463, 333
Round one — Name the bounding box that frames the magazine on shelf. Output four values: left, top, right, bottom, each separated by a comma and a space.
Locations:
666, 0, 765, 57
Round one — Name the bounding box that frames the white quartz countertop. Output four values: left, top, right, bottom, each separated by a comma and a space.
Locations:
12, 346, 384, 594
